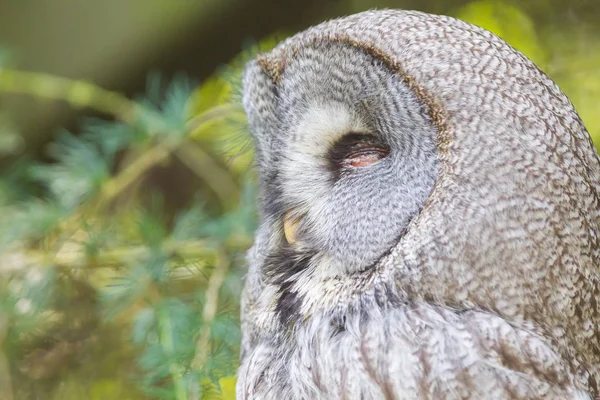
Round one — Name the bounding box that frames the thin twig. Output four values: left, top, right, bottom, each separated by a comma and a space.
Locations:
98, 142, 173, 205
176, 143, 239, 207
185, 103, 243, 134
21, 240, 218, 270
158, 306, 188, 400
191, 249, 230, 372
0, 311, 13, 400
0, 68, 137, 122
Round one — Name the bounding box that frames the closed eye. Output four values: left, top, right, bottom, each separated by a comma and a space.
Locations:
327, 133, 390, 179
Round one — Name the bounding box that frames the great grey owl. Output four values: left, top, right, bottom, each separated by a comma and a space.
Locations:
236, 9, 600, 399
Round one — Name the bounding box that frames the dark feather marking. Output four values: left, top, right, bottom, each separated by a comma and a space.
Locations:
264, 244, 317, 327
276, 286, 303, 327
330, 315, 347, 338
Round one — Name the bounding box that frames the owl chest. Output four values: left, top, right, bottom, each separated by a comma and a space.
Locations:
237, 305, 590, 399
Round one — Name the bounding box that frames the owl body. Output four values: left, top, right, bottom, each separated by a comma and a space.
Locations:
238, 304, 590, 399
238, 10, 600, 399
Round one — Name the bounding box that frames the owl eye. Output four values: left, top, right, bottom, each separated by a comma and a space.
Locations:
327, 133, 389, 177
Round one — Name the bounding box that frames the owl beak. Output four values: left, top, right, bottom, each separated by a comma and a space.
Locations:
283, 211, 301, 244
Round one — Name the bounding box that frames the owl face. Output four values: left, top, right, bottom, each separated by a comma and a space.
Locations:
244, 42, 438, 283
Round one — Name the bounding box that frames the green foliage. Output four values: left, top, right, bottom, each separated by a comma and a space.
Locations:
0, 54, 253, 400
29, 132, 111, 209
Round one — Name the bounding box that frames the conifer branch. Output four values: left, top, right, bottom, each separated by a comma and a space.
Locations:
0, 68, 241, 218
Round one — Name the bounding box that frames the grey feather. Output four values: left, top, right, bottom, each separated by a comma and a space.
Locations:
237, 9, 600, 400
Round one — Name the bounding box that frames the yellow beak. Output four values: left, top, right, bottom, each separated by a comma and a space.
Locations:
283, 211, 301, 244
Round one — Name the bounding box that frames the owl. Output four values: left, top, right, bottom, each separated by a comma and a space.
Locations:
236, 9, 600, 400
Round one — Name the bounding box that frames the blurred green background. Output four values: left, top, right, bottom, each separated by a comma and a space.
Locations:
0, 1, 598, 399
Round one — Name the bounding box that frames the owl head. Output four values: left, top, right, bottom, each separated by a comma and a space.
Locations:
244, 39, 438, 280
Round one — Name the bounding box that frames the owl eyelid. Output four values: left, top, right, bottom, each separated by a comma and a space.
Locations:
327, 133, 390, 176
344, 148, 389, 167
